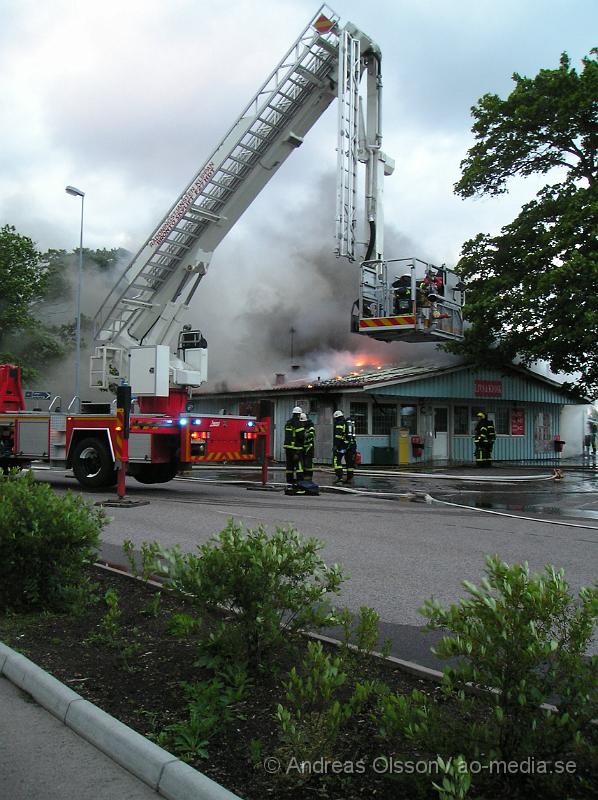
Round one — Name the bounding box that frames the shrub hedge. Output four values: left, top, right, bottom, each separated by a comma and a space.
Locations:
0, 471, 104, 611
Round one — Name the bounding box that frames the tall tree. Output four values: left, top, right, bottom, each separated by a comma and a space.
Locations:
451, 50, 598, 397
0, 225, 65, 377
0, 228, 126, 377
0, 225, 46, 335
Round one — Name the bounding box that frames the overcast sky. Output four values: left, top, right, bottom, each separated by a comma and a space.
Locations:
1, 0, 596, 385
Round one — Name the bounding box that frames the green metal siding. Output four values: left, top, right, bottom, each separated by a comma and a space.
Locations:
187, 366, 578, 466
451, 405, 560, 462
372, 366, 578, 405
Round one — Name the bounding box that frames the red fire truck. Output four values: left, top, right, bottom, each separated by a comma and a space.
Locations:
0, 363, 266, 488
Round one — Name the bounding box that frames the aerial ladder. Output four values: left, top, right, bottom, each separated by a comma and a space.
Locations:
90, 2, 463, 411
90, 6, 377, 410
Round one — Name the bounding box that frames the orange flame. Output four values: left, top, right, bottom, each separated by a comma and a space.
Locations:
353, 354, 384, 370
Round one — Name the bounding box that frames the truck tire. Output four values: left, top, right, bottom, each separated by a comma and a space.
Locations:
71, 437, 117, 489
132, 463, 178, 484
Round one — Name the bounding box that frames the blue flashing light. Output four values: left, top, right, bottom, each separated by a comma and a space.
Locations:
180, 418, 188, 426
165, 419, 173, 424
247, 421, 255, 427
193, 419, 202, 425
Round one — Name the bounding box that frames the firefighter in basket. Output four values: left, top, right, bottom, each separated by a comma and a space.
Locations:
392, 275, 412, 315
417, 270, 446, 329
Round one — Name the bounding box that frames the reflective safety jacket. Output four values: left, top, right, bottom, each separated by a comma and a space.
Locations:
284, 416, 305, 451
474, 417, 496, 445
333, 418, 349, 451
303, 420, 315, 454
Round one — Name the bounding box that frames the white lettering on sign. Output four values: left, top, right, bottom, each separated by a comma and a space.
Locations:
474, 379, 502, 397
150, 162, 216, 248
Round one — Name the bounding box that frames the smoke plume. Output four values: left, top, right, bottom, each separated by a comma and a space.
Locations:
191, 172, 461, 389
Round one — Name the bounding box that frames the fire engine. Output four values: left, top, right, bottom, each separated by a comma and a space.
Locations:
0, 5, 464, 489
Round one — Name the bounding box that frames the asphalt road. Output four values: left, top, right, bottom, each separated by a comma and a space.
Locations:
32, 468, 598, 667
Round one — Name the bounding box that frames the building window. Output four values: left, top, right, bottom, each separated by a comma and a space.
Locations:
454, 406, 469, 435
511, 408, 525, 436
534, 412, 552, 452
400, 405, 418, 434
455, 404, 522, 436
372, 403, 397, 435
349, 402, 368, 434
493, 406, 509, 435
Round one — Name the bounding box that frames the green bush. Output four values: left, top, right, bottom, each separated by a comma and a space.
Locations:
160, 670, 252, 761
420, 556, 598, 795
0, 471, 104, 611
337, 604, 392, 664
153, 519, 344, 666
432, 756, 472, 800
275, 640, 380, 772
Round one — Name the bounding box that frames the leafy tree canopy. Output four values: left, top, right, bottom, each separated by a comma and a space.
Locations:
0, 229, 127, 379
0, 225, 46, 336
450, 50, 598, 398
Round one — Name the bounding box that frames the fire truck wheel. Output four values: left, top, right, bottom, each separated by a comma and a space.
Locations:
71, 437, 117, 488
132, 463, 178, 484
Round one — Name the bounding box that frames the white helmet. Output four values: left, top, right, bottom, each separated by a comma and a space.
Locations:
292, 406, 302, 414
300, 413, 307, 421
333, 410, 343, 418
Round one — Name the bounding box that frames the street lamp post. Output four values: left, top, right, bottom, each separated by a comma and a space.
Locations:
65, 185, 85, 412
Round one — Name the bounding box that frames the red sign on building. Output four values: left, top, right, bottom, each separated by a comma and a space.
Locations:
511, 408, 525, 436
474, 379, 503, 397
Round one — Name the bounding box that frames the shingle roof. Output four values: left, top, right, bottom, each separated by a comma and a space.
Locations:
208, 362, 465, 393
311, 363, 454, 389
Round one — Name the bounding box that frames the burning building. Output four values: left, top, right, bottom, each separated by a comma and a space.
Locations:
188, 361, 587, 466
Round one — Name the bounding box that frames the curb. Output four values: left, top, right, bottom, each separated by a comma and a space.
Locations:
0, 641, 241, 800
307, 632, 444, 682
93, 563, 446, 686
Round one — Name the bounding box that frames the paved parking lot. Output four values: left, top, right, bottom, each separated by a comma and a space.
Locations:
34, 467, 598, 666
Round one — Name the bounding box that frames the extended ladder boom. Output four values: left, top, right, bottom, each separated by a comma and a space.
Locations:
92, 6, 383, 393
336, 25, 394, 262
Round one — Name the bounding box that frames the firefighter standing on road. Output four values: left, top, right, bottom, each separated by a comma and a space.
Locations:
474, 411, 496, 468
300, 412, 315, 481
333, 410, 356, 484
344, 418, 357, 484
284, 406, 305, 485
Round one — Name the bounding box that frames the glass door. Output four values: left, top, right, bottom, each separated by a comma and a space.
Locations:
432, 406, 449, 460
